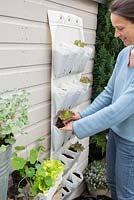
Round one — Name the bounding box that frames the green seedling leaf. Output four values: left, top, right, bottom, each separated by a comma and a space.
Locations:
15, 146, 26, 151
80, 76, 91, 84
37, 145, 46, 153
36, 137, 45, 142
58, 109, 73, 121
74, 40, 87, 48
18, 187, 23, 194
45, 176, 53, 187
25, 167, 35, 178
29, 149, 38, 164
12, 156, 26, 170
5, 137, 16, 145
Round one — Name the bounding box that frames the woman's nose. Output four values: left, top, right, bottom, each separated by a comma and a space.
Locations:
114, 30, 121, 38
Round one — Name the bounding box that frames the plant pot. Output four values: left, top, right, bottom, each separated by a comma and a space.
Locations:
34, 177, 62, 200
62, 186, 71, 199
52, 125, 65, 151
87, 183, 108, 196
0, 145, 12, 200
69, 171, 83, 188
64, 148, 80, 160
59, 153, 75, 172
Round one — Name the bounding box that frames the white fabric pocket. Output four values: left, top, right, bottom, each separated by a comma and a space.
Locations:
53, 43, 93, 78
52, 125, 65, 151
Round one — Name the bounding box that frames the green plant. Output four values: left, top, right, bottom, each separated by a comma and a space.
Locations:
74, 40, 87, 48
30, 159, 65, 196
80, 76, 91, 84
57, 109, 73, 121
84, 160, 108, 190
0, 90, 29, 153
69, 141, 85, 152
56, 109, 74, 128
89, 132, 107, 163
11, 141, 65, 197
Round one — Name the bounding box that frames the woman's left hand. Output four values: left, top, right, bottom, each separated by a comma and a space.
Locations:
60, 121, 73, 131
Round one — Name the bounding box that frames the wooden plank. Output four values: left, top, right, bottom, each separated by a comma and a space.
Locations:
47, 0, 98, 14
28, 84, 51, 106
0, 17, 95, 44
28, 101, 51, 125
0, 65, 51, 90
0, 0, 97, 29
15, 118, 51, 146
0, 46, 51, 68
0, 17, 51, 44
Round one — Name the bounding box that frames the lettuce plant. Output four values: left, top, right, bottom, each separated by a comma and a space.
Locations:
56, 109, 74, 128
69, 142, 85, 152
11, 141, 65, 197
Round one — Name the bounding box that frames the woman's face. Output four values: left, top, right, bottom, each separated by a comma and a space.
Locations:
111, 13, 134, 46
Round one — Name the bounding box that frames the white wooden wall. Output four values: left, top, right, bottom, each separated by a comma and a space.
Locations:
0, 0, 98, 197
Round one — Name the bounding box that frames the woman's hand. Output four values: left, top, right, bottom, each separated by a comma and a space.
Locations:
60, 112, 81, 131
63, 112, 81, 125
60, 121, 73, 131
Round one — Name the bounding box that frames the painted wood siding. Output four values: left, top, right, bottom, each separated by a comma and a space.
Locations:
0, 0, 98, 196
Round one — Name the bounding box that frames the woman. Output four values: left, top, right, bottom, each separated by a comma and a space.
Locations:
60, 0, 134, 199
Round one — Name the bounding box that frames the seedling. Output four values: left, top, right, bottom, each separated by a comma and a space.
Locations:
74, 40, 87, 48
56, 109, 74, 128
69, 142, 85, 152
80, 76, 91, 84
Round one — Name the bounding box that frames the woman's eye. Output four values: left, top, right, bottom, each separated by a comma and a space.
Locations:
118, 27, 124, 31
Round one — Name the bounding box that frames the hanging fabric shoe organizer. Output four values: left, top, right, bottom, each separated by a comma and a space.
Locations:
48, 10, 93, 199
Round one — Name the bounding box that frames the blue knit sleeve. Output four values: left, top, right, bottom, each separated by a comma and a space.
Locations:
79, 61, 118, 118
73, 81, 134, 139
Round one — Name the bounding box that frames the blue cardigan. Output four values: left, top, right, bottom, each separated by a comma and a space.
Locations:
73, 45, 134, 141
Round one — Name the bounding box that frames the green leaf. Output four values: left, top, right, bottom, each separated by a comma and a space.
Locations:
45, 176, 53, 187
5, 137, 16, 145
15, 146, 26, 151
29, 149, 38, 164
18, 187, 23, 194
25, 167, 35, 178
36, 137, 45, 142
37, 145, 46, 153
12, 156, 26, 170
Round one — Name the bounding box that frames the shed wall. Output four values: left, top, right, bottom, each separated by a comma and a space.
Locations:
0, 0, 98, 197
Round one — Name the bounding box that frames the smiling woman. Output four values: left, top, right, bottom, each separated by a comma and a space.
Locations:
60, 1, 134, 200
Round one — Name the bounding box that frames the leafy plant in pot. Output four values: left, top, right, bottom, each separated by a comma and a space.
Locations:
0, 89, 29, 200
69, 141, 85, 152
65, 141, 85, 159
80, 76, 91, 84
56, 109, 74, 128
83, 160, 109, 196
10, 143, 65, 199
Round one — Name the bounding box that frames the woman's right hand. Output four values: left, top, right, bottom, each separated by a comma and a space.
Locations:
63, 112, 81, 125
